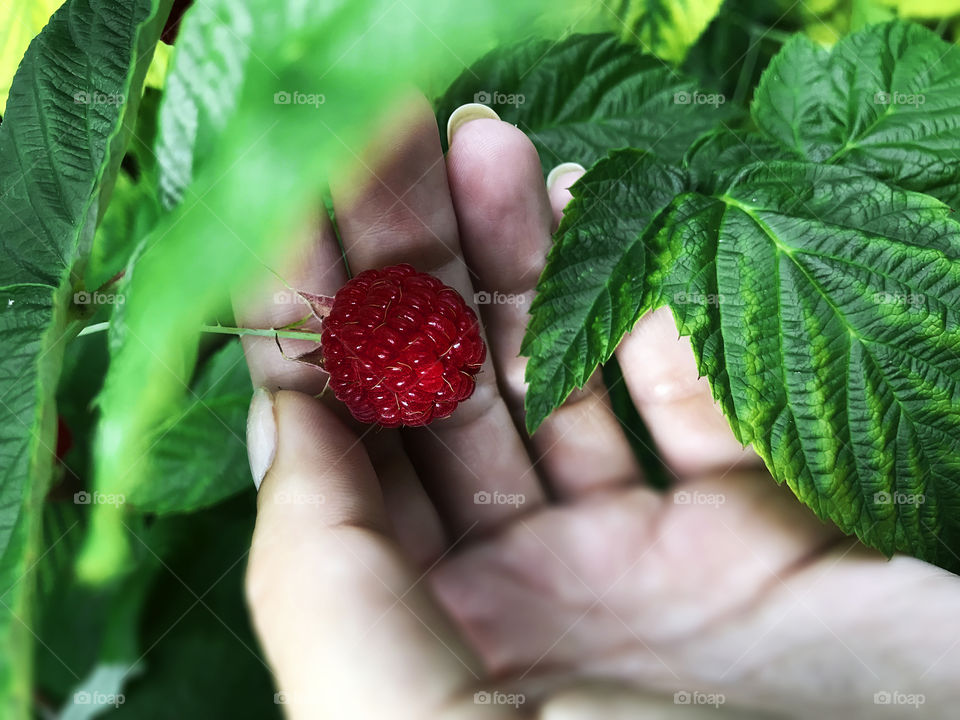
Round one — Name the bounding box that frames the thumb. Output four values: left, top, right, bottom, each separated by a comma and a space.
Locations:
244, 390, 511, 719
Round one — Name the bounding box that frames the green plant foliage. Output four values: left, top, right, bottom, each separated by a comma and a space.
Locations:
110, 496, 274, 719
33, 498, 270, 718
652, 163, 960, 568
0, 0, 170, 715
33, 505, 161, 711
520, 20, 960, 571
5, 2, 960, 715
437, 33, 734, 174
753, 21, 960, 206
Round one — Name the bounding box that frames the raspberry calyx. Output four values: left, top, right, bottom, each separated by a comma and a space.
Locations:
320, 264, 486, 427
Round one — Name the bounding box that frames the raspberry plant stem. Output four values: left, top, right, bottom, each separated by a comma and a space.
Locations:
77, 321, 324, 344
200, 324, 325, 342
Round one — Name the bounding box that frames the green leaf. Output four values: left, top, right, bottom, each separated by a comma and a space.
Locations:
683, 127, 787, 191
652, 161, 960, 570
752, 20, 960, 206
610, 0, 726, 63
85, 86, 164, 291
0, 461, 53, 718
126, 341, 253, 514
522, 150, 687, 432
436, 33, 734, 175
0, 0, 170, 714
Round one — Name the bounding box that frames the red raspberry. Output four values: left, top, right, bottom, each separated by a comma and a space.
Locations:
320, 264, 486, 427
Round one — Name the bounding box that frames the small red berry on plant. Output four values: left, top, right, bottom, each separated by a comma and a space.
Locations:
320, 264, 486, 427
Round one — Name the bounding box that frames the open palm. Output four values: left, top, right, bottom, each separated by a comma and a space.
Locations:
238, 95, 960, 719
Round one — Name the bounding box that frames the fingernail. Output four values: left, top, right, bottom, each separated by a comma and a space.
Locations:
247, 387, 277, 491
446, 103, 500, 147
546, 162, 586, 191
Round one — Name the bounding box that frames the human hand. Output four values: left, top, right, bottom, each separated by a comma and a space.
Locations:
236, 95, 960, 719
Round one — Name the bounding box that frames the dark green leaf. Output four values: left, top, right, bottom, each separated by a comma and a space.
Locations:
0, 0, 170, 713
683, 127, 786, 191
522, 150, 687, 431
436, 33, 734, 174
753, 21, 960, 206
653, 162, 960, 569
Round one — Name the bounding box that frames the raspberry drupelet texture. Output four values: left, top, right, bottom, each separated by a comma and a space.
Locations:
320, 264, 486, 427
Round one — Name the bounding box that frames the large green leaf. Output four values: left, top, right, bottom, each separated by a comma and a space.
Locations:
0, 0, 170, 715
522, 150, 687, 431
436, 33, 733, 174
753, 21, 960, 206
657, 162, 960, 569
529, 154, 960, 568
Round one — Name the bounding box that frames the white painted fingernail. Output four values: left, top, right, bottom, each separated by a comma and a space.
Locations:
546, 162, 586, 191
247, 387, 277, 491
446, 103, 500, 147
